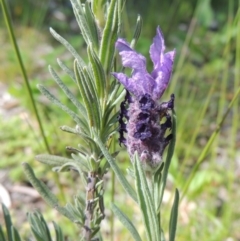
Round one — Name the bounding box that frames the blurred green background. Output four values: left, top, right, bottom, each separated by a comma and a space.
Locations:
0, 0, 240, 240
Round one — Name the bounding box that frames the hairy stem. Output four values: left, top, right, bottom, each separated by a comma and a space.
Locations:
84, 171, 97, 240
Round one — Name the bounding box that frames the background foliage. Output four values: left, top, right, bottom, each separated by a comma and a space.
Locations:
0, 0, 240, 240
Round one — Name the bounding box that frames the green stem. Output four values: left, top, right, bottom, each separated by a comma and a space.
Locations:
0, 0, 66, 203
0, 0, 51, 154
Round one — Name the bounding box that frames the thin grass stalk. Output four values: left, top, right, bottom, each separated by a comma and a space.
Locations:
223, 1, 240, 233
0, 0, 51, 154
229, 2, 240, 168
209, 0, 233, 165
168, 8, 197, 94
165, 0, 181, 37
0, 0, 66, 203
176, 81, 197, 138
176, 77, 217, 179
181, 86, 240, 200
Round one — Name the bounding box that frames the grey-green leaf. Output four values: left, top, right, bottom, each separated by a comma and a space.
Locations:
53, 222, 64, 241
93, 131, 137, 202
48, 65, 87, 119
0, 225, 6, 241
49, 27, 85, 66
99, 0, 121, 73
70, 0, 98, 49
57, 59, 76, 83
134, 153, 161, 241
111, 203, 142, 241
130, 14, 143, 49
11, 226, 22, 241
88, 44, 106, 100
22, 163, 75, 222
35, 154, 73, 167
37, 84, 87, 131
169, 189, 179, 241
2, 203, 13, 241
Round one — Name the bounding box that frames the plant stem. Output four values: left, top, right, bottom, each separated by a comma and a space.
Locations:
0, 0, 66, 203
85, 171, 97, 240
0, 0, 51, 154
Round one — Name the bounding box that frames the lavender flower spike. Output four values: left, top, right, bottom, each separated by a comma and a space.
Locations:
112, 26, 175, 101
113, 27, 176, 171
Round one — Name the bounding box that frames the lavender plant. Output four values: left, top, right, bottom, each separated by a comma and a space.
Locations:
1, 0, 179, 240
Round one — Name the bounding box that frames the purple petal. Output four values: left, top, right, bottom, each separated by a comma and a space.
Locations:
116, 39, 147, 71
149, 26, 165, 69
113, 27, 176, 100
112, 71, 155, 97
152, 50, 176, 100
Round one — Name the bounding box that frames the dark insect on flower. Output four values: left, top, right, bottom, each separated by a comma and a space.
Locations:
113, 26, 175, 171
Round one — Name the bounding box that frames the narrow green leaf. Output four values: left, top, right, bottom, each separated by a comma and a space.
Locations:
0, 225, 6, 241
153, 162, 164, 212
84, 1, 99, 48
111, 203, 142, 241
2, 203, 13, 241
22, 163, 75, 222
88, 44, 106, 100
99, 0, 120, 73
83, 67, 102, 128
169, 189, 179, 241
11, 226, 22, 241
75, 61, 100, 128
49, 28, 85, 66
90, 227, 100, 239
92, 0, 106, 28
35, 154, 72, 167
52, 161, 82, 174
109, 88, 125, 107
37, 84, 87, 131
134, 154, 160, 241
48, 65, 87, 119
93, 131, 137, 202
71, 153, 90, 172
159, 110, 177, 206
53, 222, 64, 241
60, 125, 78, 134
65, 203, 84, 224
57, 59, 76, 83
28, 212, 52, 241
70, 0, 98, 48
130, 14, 142, 49
60, 125, 98, 153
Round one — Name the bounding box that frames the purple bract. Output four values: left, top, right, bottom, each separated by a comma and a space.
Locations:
112, 26, 175, 100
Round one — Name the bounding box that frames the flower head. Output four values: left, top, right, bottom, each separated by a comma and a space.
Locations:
112, 26, 175, 100
113, 27, 175, 171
